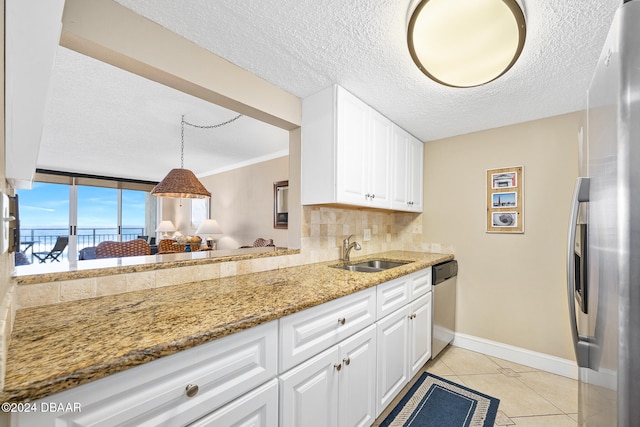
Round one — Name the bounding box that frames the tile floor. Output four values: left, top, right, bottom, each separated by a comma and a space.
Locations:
373, 346, 579, 426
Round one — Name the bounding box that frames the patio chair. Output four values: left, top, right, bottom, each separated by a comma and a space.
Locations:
32, 236, 68, 263
95, 239, 151, 259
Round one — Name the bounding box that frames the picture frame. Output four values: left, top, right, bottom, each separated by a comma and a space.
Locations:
491, 192, 517, 208
491, 171, 517, 189
487, 166, 524, 233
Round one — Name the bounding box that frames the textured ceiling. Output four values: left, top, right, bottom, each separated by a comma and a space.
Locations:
39, 47, 290, 182
40, 0, 620, 182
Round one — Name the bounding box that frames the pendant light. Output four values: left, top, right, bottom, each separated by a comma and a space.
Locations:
407, 0, 526, 88
152, 114, 241, 199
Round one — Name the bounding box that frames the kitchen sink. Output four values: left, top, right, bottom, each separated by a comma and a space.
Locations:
331, 259, 410, 273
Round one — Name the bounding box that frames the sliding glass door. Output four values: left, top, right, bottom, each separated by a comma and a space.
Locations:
17, 177, 155, 263
16, 182, 70, 263
122, 189, 148, 241
77, 186, 119, 250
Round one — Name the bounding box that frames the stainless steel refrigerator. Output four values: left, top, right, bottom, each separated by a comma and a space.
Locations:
567, 1, 640, 425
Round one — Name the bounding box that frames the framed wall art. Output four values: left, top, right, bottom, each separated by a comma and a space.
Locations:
487, 166, 524, 233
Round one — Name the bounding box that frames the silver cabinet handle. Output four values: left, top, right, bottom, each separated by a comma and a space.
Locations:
338, 317, 346, 325
343, 357, 351, 366
185, 384, 199, 398
408, 313, 416, 319
334, 363, 342, 371
371, 194, 375, 199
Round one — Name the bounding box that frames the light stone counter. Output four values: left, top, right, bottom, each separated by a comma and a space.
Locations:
14, 247, 297, 285
1, 250, 452, 404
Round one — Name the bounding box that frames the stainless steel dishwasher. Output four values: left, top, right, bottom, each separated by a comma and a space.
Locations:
431, 260, 458, 358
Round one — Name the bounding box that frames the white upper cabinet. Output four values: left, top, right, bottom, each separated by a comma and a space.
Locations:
6, 0, 65, 189
302, 85, 419, 212
391, 125, 424, 212
334, 87, 371, 206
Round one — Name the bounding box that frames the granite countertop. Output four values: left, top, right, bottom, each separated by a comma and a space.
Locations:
1, 251, 452, 403
14, 247, 299, 285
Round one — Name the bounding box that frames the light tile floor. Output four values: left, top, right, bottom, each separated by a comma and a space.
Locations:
373, 346, 578, 426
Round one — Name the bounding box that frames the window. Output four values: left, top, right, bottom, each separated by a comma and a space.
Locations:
16, 171, 157, 263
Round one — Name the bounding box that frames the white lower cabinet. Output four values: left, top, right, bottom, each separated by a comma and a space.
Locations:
376, 305, 410, 416
375, 290, 433, 417
279, 325, 377, 427
409, 293, 432, 379
189, 379, 278, 427
12, 321, 278, 427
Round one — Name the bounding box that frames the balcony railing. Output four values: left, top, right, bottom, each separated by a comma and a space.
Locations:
19, 227, 146, 262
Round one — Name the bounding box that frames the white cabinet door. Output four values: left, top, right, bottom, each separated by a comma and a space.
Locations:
189, 379, 278, 427
336, 87, 369, 205
279, 347, 340, 427
391, 125, 411, 210
279, 325, 377, 427
408, 136, 424, 212
376, 306, 410, 417
408, 293, 432, 378
367, 109, 391, 209
391, 125, 423, 212
338, 325, 377, 427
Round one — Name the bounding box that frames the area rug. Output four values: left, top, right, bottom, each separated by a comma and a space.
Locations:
380, 372, 500, 427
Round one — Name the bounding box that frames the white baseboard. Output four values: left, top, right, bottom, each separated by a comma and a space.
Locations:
452, 332, 579, 380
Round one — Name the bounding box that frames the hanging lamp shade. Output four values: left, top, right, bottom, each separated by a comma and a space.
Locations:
151, 168, 211, 199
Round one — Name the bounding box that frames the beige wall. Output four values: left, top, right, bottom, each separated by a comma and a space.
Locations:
423, 112, 581, 360
200, 156, 289, 249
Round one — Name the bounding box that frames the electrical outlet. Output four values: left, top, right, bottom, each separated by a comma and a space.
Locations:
363, 228, 371, 241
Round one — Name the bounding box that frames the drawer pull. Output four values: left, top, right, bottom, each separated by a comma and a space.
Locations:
185, 384, 199, 398
408, 313, 417, 320
343, 357, 351, 366
338, 317, 346, 325
334, 363, 342, 371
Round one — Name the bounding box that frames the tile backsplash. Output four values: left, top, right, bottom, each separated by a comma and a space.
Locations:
300, 205, 428, 262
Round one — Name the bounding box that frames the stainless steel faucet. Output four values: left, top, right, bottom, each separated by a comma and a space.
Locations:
342, 235, 361, 263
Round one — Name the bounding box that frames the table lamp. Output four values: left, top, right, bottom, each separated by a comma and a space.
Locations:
196, 219, 223, 250
156, 220, 176, 239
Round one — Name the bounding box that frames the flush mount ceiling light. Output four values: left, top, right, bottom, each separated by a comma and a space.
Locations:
151, 114, 241, 199
407, 0, 526, 88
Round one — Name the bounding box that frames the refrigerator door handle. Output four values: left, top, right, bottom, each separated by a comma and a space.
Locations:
567, 177, 591, 368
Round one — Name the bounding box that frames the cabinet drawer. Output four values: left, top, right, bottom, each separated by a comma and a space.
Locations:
376, 276, 410, 320
189, 379, 278, 427
410, 268, 432, 299
17, 321, 278, 427
279, 287, 376, 372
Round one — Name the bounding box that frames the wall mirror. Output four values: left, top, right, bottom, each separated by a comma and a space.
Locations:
274, 181, 289, 229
